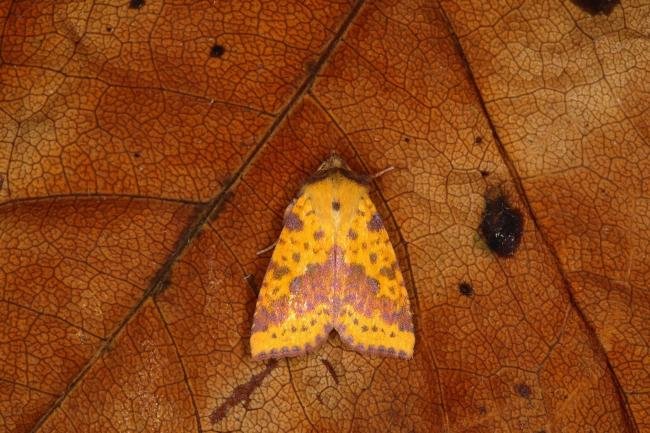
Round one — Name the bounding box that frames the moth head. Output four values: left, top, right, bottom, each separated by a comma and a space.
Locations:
318, 152, 350, 172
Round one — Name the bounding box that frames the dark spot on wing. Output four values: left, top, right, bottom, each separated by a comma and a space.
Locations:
348, 229, 358, 240
368, 213, 383, 231
380, 265, 396, 280
292, 252, 301, 263
314, 230, 324, 240
272, 265, 290, 280
369, 252, 377, 264
285, 212, 304, 231
368, 278, 379, 294
332, 201, 341, 211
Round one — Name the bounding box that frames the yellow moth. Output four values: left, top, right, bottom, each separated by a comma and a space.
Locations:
250, 154, 414, 360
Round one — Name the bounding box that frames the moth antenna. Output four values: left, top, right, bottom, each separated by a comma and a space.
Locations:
370, 166, 395, 180
256, 239, 278, 256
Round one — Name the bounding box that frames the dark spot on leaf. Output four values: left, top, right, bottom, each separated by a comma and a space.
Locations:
368, 213, 383, 231
210, 44, 225, 58
332, 200, 341, 211
459, 281, 474, 297
390, 332, 396, 337
515, 383, 532, 399
371, 325, 378, 332
570, 0, 619, 15
321, 358, 339, 385
348, 229, 358, 240
285, 212, 303, 231
303, 242, 309, 250
129, 0, 145, 9
314, 230, 324, 240
479, 192, 523, 257
369, 252, 377, 264
361, 325, 369, 332
210, 359, 278, 423
292, 252, 300, 263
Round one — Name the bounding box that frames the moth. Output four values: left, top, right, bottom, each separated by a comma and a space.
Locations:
250, 153, 414, 360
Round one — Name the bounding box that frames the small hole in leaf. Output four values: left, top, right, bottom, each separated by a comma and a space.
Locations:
129, 0, 145, 9
479, 191, 524, 257
133, 152, 141, 158
480, 170, 490, 177
210, 44, 225, 58
404, 136, 411, 143
106, 26, 113, 32
458, 282, 474, 297
475, 136, 483, 144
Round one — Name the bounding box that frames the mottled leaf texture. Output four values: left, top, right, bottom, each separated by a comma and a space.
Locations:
0, 0, 647, 432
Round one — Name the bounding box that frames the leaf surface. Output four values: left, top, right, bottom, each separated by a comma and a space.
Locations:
0, 0, 647, 432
